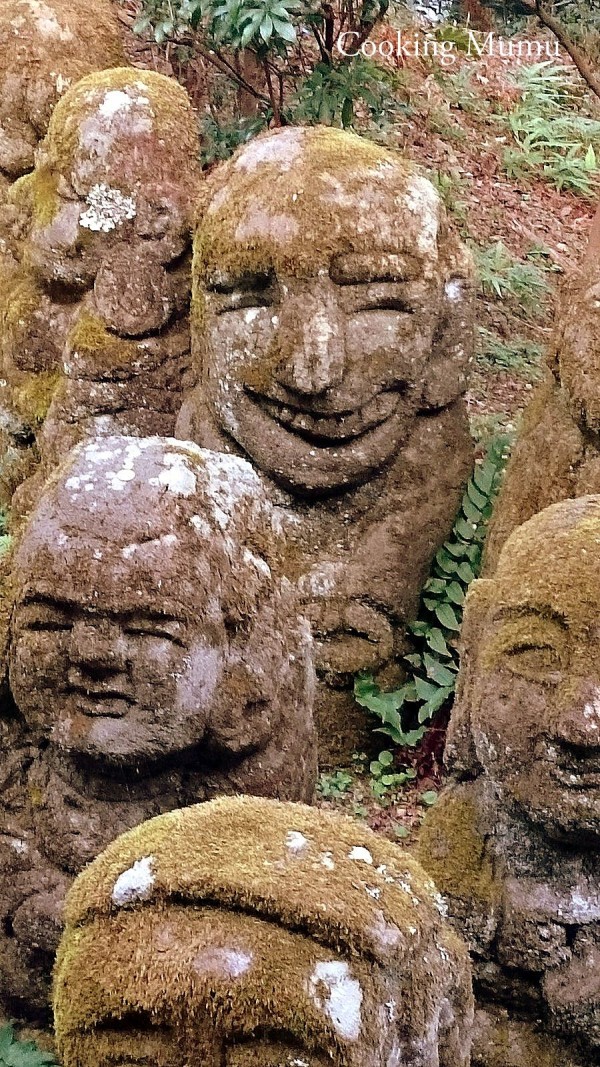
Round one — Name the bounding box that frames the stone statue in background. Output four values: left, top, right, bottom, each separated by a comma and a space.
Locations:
484, 206, 600, 572
0, 0, 124, 191
0, 67, 201, 508
54, 795, 473, 1067
0, 0, 126, 500
0, 436, 316, 1018
177, 125, 474, 763
418, 496, 600, 1067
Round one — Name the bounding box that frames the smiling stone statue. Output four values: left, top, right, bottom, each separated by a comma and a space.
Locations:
418, 496, 600, 1066
177, 126, 474, 760
54, 796, 473, 1067
0, 435, 316, 1018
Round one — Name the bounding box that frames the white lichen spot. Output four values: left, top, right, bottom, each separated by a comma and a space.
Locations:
10, 838, 28, 855
65, 476, 81, 490
286, 830, 309, 855
243, 547, 271, 578
308, 961, 362, 1041
365, 885, 381, 900
320, 851, 335, 871
80, 184, 136, 233
444, 279, 464, 302
111, 855, 156, 906
348, 846, 373, 865
158, 453, 197, 497
385, 998, 397, 1022
244, 309, 260, 324
190, 514, 212, 539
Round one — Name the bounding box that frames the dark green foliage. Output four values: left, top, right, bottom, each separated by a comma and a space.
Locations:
355, 436, 510, 746
200, 114, 267, 165
0, 1026, 56, 1067
292, 58, 396, 128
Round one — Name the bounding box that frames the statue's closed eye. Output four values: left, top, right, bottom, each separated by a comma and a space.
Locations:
484, 615, 568, 683
207, 272, 279, 314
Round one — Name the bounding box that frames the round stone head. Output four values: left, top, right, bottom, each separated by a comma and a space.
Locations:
8, 436, 315, 794
186, 126, 473, 495
449, 496, 600, 843
20, 68, 200, 292
0, 0, 124, 181
54, 796, 473, 1067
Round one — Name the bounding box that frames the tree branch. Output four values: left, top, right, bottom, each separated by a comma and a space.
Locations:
200, 46, 271, 105
520, 0, 600, 103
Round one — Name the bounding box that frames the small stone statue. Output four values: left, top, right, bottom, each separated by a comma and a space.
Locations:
177, 125, 474, 762
54, 795, 474, 1067
418, 496, 600, 1066
0, 0, 124, 190
0, 435, 316, 1017
0, 67, 200, 507
484, 208, 600, 572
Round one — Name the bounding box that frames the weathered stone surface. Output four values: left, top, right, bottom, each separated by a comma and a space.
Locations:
484, 214, 600, 572
0, 68, 201, 509
0, 436, 316, 1018
0, 0, 124, 183
418, 497, 600, 1064
54, 796, 473, 1067
0, 0, 126, 503
177, 125, 474, 762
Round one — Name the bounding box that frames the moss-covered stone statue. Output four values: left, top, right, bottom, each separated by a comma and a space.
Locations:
0, 67, 201, 507
484, 209, 600, 572
0, 0, 124, 188
54, 796, 474, 1067
176, 125, 474, 763
0, 436, 316, 1018
0, 0, 126, 499
418, 496, 600, 1067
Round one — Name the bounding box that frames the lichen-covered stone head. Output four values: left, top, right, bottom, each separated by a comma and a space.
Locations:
0, 0, 124, 181
21, 66, 199, 291
449, 495, 600, 844
54, 796, 473, 1067
184, 125, 473, 495
7, 436, 315, 797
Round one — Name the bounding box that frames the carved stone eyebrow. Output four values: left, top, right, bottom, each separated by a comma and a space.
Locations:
329, 253, 424, 285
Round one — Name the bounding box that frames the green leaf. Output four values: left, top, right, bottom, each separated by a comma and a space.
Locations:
259, 12, 273, 40
426, 627, 451, 656
424, 578, 446, 594
272, 15, 296, 40
435, 602, 461, 631
423, 654, 456, 687
421, 790, 438, 806
341, 96, 354, 128
394, 823, 410, 839
414, 676, 439, 702
378, 749, 394, 767
474, 460, 495, 495
462, 496, 482, 523
418, 685, 453, 721
457, 561, 476, 584
455, 516, 477, 541
435, 547, 459, 574
446, 581, 465, 606
585, 143, 597, 171
467, 481, 488, 510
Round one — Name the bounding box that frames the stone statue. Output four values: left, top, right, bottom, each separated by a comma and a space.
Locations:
54, 795, 473, 1067
0, 436, 316, 1018
0, 67, 200, 508
0, 0, 126, 501
177, 125, 474, 762
0, 0, 124, 191
484, 207, 600, 572
418, 496, 600, 1066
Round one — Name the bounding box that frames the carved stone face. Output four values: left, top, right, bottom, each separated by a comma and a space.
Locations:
54, 798, 473, 1067
22, 69, 199, 293
8, 436, 314, 769
192, 127, 472, 495
0, 0, 124, 181
460, 497, 600, 842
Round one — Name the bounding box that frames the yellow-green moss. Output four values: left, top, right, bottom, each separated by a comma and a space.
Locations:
418, 791, 498, 905
192, 126, 446, 285
1, 270, 44, 353
55, 797, 471, 1067
44, 68, 200, 194
67, 310, 141, 373
13, 369, 60, 426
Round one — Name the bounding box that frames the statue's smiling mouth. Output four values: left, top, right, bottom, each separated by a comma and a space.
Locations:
545, 740, 600, 790
250, 389, 400, 445
66, 686, 135, 718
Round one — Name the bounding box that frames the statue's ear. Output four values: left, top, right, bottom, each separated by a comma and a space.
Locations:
445, 578, 496, 778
